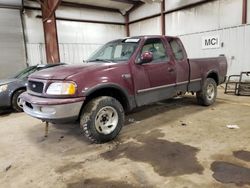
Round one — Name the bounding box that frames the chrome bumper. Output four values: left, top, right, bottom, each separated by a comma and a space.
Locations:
21, 92, 85, 123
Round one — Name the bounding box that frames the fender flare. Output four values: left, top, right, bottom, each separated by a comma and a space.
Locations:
83, 83, 136, 111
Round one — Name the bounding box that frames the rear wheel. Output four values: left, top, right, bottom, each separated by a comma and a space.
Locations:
12, 89, 25, 112
196, 78, 217, 106
80, 96, 124, 143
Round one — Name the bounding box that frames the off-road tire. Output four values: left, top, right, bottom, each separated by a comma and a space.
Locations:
196, 78, 217, 106
80, 96, 124, 143
12, 89, 25, 112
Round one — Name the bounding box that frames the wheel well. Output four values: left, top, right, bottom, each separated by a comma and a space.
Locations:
11, 88, 26, 102
207, 72, 218, 85
84, 87, 130, 112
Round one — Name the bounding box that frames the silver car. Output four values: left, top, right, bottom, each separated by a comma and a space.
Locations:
0, 64, 63, 112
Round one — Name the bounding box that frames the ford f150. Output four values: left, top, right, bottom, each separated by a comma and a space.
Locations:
21, 35, 227, 143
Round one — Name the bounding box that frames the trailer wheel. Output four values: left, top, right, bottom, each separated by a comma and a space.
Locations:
12, 89, 25, 112
196, 78, 217, 106
80, 96, 124, 143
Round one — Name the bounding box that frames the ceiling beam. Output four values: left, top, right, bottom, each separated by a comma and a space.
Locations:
242, 0, 248, 24
27, 0, 121, 13
111, 0, 137, 5
40, 0, 61, 63
126, 1, 144, 13
161, 0, 165, 35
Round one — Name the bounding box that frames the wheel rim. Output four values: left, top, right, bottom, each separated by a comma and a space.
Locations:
206, 83, 215, 100
17, 96, 24, 109
95, 106, 118, 135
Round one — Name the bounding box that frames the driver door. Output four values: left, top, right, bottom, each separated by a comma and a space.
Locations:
132, 38, 177, 106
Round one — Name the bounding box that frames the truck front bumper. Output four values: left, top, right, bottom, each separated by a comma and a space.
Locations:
21, 92, 85, 123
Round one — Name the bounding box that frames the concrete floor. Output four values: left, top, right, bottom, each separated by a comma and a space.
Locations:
0, 88, 250, 188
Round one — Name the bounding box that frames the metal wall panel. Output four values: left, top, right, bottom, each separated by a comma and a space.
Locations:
179, 25, 250, 75
0, 0, 21, 7
165, 0, 242, 36
59, 43, 102, 64
26, 43, 46, 65
166, 1, 219, 36
23, 9, 126, 65
56, 6, 125, 23
165, 0, 205, 11
0, 8, 26, 79
218, 0, 242, 28
56, 20, 126, 64
129, 2, 161, 22
130, 16, 161, 36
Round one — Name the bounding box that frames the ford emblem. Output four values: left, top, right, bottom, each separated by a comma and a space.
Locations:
32, 84, 36, 88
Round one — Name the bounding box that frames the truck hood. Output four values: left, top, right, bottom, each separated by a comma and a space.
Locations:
29, 63, 115, 80
0, 78, 19, 85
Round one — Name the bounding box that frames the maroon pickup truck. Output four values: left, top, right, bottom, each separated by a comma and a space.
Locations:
21, 35, 227, 143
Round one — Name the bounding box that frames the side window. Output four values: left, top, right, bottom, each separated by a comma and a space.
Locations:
169, 39, 184, 61
141, 38, 169, 63
113, 45, 122, 59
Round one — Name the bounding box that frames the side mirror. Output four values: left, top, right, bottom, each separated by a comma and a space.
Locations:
139, 51, 153, 64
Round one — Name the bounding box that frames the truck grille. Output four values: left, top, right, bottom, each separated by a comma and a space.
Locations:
28, 81, 44, 94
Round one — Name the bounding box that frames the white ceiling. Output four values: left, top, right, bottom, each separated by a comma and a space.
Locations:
62, 0, 134, 12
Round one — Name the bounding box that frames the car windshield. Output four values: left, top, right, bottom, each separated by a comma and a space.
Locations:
14, 66, 37, 79
87, 39, 140, 63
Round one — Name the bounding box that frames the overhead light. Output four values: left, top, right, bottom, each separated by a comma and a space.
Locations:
46, 19, 52, 23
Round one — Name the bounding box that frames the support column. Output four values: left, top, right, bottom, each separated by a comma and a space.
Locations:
41, 0, 61, 63
125, 13, 130, 37
161, 0, 165, 35
242, 0, 248, 24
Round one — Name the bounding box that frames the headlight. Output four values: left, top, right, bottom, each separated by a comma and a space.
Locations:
0, 84, 8, 92
46, 82, 76, 95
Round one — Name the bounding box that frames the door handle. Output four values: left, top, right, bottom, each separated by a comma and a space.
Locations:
122, 74, 131, 79
168, 67, 174, 72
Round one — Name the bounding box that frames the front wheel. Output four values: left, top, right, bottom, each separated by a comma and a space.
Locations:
80, 96, 124, 143
196, 78, 217, 106
12, 89, 25, 112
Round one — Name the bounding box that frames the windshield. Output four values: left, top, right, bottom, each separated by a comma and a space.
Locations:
87, 39, 139, 63
14, 66, 37, 79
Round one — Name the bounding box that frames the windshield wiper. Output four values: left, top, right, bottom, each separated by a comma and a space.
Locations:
88, 59, 113, 63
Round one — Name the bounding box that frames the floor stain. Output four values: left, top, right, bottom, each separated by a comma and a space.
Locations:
56, 161, 86, 173
233, 150, 250, 162
101, 129, 204, 177
67, 178, 136, 188
211, 161, 250, 186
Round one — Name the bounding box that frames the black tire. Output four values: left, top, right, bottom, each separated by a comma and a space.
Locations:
196, 78, 217, 106
12, 89, 25, 112
80, 96, 124, 143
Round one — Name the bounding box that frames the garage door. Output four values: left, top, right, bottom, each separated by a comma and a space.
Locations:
0, 8, 26, 79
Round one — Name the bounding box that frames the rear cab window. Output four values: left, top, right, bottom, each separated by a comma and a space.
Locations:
169, 38, 185, 61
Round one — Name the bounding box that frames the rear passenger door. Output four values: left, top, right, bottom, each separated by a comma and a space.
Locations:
169, 38, 189, 93
134, 38, 177, 106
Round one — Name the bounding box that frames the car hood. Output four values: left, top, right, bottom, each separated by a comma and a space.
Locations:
29, 63, 115, 80
0, 78, 19, 85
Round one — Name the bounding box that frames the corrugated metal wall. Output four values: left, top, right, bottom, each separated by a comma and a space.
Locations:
180, 25, 250, 75
129, 2, 161, 36
130, 17, 161, 36
0, 8, 26, 79
164, 0, 248, 75
22, 0, 250, 75
129, 0, 249, 75
165, 0, 242, 35
23, 7, 125, 65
